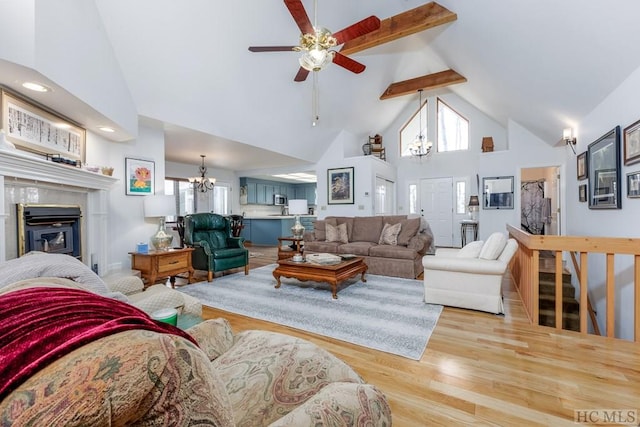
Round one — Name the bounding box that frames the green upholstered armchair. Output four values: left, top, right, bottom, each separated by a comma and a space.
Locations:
184, 213, 249, 282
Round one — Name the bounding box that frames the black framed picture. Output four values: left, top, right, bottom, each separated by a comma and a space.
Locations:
482, 176, 514, 209
588, 126, 621, 209
627, 171, 640, 198
577, 151, 587, 180
624, 119, 640, 166
579, 184, 587, 202
327, 167, 354, 204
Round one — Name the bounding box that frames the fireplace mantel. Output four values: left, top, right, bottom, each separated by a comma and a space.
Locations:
0, 149, 117, 190
0, 149, 117, 270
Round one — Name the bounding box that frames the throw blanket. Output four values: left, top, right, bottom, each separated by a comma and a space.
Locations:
0, 287, 198, 401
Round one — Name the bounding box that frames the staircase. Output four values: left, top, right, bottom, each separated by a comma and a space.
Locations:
537, 261, 580, 331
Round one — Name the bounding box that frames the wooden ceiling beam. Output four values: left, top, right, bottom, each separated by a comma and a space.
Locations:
340, 2, 457, 56
379, 69, 467, 100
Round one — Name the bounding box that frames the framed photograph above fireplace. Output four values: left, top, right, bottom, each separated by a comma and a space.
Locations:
0, 89, 86, 162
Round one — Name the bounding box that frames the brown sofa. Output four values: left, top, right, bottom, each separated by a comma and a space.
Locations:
303, 215, 434, 279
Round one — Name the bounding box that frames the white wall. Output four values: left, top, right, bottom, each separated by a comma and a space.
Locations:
103, 122, 166, 271
0, 0, 138, 136
315, 130, 395, 218
567, 65, 640, 340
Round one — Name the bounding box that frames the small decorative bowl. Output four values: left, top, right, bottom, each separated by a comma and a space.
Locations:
101, 167, 114, 176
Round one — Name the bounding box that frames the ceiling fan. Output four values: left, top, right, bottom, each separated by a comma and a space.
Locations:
248, 0, 381, 82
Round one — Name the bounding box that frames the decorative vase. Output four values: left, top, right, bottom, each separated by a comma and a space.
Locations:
150, 217, 173, 251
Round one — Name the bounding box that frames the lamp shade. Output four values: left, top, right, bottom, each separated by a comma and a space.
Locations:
143, 195, 174, 218
468, 195, 480, 208
288, 199, 308, 215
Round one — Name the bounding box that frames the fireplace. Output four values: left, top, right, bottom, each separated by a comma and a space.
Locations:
17, 204, 82, 260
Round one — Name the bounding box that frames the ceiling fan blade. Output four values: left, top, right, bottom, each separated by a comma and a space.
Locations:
332, 52, 366, 74
294, 67, 310, 82
332, 16, 381, 45
248, 46, 297, 52
284, 0, 313, 35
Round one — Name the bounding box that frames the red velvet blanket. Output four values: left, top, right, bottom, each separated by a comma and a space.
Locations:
0, 287, 198, 401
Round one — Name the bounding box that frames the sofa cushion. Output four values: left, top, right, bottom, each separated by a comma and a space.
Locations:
352, 216, 383, 242
378, 222, 402, 245
478, 233, 508, 260
369, 244, 418, 260
326, 223, 349, 243
457, 240, 485, 258
397, 217, 421, 246
304, 241, 341, 253
338, 242, 377, 256
313, 220, 326, 241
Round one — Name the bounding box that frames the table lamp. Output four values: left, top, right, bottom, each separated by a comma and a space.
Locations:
143, 195, 175, 250
288, 199, 308, 239
468, 195, 480, 221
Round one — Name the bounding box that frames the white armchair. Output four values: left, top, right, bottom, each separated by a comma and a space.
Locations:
422, 232, 518, 314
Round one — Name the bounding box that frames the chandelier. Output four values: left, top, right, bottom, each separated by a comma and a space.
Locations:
409, 89, 433, 159
188, 154, 216, 193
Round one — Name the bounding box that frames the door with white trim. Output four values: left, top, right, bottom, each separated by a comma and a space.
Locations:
420, 177, 453, 247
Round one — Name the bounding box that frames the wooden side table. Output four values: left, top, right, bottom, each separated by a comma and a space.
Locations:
277, 236, 304, 260
129, 247, 194, 288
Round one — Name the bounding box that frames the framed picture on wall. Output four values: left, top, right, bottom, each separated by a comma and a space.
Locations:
624, 119, 640, 166
1, 89, 86, 161
579, 184, 587, 202
588, 126, 621, 209
125, 157, 155, 195
577, 151, 587, 180
327, 167, 354, 204
482, 176, 514, 209
627, 171, 640, 198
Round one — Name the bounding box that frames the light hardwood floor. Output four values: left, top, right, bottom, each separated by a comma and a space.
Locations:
181, 246, 640, 426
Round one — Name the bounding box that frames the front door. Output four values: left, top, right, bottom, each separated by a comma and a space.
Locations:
420, 177, 453, 247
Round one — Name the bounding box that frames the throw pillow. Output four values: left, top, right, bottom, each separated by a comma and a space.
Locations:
326, 223, 348, 243
478, 232, 508, 260
378, 222, 402, 246
457, 240, 484, 258
314, 220, 326, 241
397, 217, 421, 246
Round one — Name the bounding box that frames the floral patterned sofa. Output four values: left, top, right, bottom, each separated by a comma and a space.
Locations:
0, 280, 391, 426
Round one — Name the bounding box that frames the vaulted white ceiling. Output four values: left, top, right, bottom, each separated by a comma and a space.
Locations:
8, 1, 640, 173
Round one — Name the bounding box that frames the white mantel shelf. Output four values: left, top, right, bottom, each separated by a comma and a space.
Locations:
0, 149, 118, 190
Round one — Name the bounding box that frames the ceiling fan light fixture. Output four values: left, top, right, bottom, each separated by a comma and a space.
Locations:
299, 48, 334, 71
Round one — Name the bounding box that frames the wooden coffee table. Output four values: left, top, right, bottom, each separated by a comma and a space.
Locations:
272, 257, 367, 299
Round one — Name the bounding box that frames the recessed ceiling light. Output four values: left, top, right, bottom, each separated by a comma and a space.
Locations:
98, 126, 115, 133
22, 82, 51, 92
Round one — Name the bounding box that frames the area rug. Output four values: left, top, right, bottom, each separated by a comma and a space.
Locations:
179, 265, 442, 360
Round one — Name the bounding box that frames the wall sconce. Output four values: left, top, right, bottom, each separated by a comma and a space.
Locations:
563, 128, 577, 154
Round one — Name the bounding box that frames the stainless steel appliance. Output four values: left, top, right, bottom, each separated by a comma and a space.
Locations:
273, 194, 287, 205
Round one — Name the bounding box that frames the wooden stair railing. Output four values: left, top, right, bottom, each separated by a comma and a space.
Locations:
506, 224, 640, 342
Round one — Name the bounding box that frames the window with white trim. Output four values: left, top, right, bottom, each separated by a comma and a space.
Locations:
400, 99, 428, 157
437, 99, 469, 152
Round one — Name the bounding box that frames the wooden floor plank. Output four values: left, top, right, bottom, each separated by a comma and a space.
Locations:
173, 246, 640, 425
